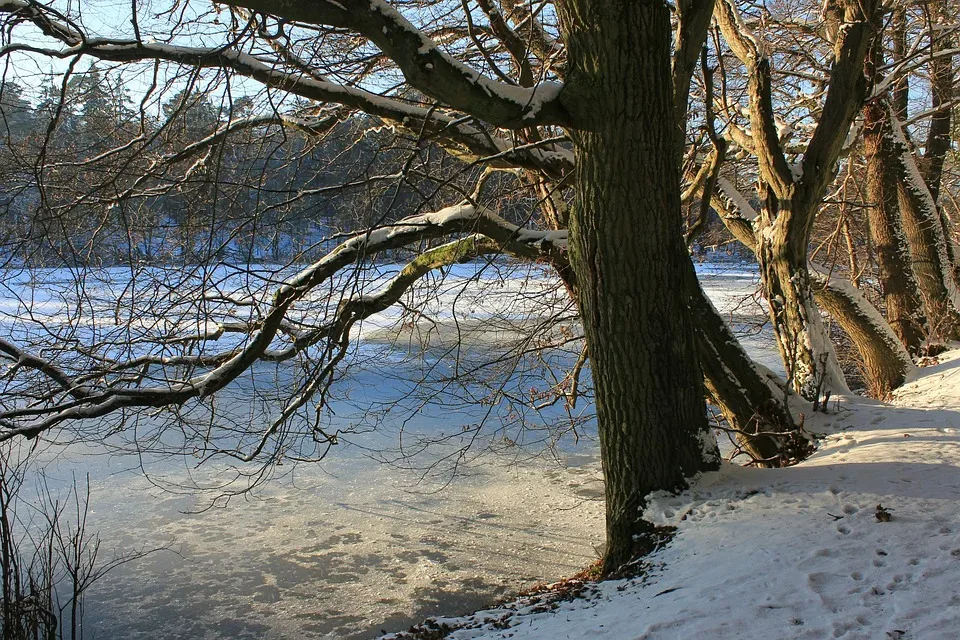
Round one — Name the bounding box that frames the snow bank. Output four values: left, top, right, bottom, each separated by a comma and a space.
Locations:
384, 349, 960, 639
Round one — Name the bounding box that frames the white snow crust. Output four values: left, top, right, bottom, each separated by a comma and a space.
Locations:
716, 178, 759, 221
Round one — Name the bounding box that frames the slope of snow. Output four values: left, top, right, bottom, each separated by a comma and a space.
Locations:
385, 348, 960, 639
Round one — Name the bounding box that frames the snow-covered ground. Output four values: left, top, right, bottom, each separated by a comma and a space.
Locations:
387, 348, 960, 640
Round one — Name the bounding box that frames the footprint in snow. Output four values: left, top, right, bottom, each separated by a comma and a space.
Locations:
806, 572, 831, 592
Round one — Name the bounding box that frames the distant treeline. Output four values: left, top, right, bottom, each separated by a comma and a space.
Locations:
0, 68, 538, 268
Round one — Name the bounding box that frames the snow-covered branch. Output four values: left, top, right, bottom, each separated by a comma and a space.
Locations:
714, 0, 794, 199
0, 204, 568, 441
886, 105, 960, 317
711, 177, 759, 250
0, 2, 572, 177
223, 0, 570, 128
795, 0, 877, 215
810, 266, 915, 395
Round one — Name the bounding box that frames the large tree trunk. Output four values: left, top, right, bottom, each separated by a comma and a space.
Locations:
921, 1, 954, 205
890, 6, 909, 120
710, 183, 915, 399
920, 5, 959, 281
755, 211, 849, 400
713, 0, 878, 401
708, 191, 842, 402
862, 98, 926, 353
557, 0, 717, 574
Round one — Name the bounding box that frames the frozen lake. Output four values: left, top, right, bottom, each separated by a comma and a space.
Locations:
1, 260, 773, 639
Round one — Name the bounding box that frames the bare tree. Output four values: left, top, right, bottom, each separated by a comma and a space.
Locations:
0, 0, 735, 573
0, 443, 158, 639
692, 0, 959, 397
7, 0, 952, 578
710, 0, 880, 399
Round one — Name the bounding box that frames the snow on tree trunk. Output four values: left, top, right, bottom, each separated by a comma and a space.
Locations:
755, 218, 849, 401
920, 0, 954, 206
713, 180, 915, 399
887, 105, 960, 341
688, 264, 802, 467
920, 9, 960, 287
558, 0, 718, 575
810, 268, 916, 398
712, 180, 849, 400
713, 0, 878, 401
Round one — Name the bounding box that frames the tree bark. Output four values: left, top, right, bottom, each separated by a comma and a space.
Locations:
557, 0, 717, 574
712, 183, 909, 399
890, 6, 909, 121
715, 0, 879, 400
811, 272, 916, 397
920, 2, 959, 281
887, 105, 960, 341
862, 98, 926, 353
921, 1, 954, 204
708, 182, 844, 400
755, 212, 849, 400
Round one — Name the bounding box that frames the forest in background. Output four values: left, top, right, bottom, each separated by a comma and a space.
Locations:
0, 69, 547, 266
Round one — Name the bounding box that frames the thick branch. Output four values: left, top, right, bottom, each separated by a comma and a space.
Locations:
0, 2, 573, 177
810, 268, 915, 397
714, 0, 793, 199
795, 0, 878, 222
0, 205, 568, 440
672, 0, 715, 129
222, 0, 571, 127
